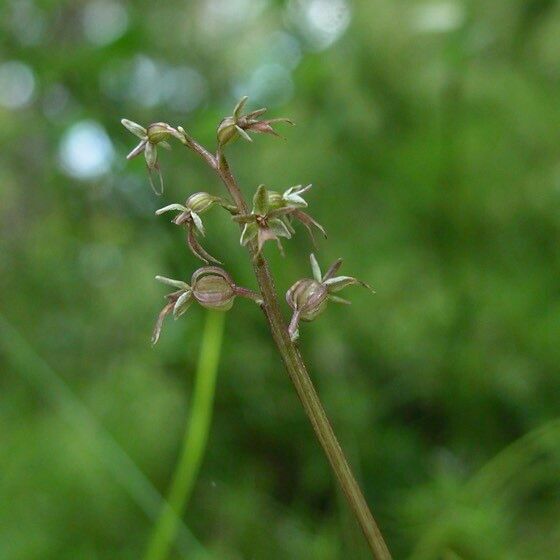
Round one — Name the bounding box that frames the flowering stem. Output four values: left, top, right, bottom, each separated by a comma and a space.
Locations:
185, 144, 391, 559
144, 311, 225, 560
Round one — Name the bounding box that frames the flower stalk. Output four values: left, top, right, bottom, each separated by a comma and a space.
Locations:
121, 100, 392, 560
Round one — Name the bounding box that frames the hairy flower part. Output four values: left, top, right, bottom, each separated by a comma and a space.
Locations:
152, 268, 261, 344
235, 184, 326, 256
286, 254, 374, 341
156, 192, 236, 264
121, 119, 182, 195
217, 96, 294, 147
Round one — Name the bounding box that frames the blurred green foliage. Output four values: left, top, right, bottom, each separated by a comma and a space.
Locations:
2, 0, 560, 558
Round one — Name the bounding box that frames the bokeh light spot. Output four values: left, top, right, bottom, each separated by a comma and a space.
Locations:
59, 121, 114, 180
0, 61, 36, 109
288, 0, 351, 51
83, 0, 129, 46
234, 64, 294, 107
412, 1, 465, 33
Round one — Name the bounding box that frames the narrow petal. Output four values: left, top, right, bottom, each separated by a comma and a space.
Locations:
173, 291, 193, 318
283, 193, 307, 207
127, 140, 147, 160
121, 119, 147, 139
144, 141, 157, 169
147, 164, 164, 196
310, 253, 322, 282
190, 211, 205, 236
235, 125, 253, 143
293, 210, 327, 242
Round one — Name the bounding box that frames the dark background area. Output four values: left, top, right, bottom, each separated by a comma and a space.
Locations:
2, 0, 560, 558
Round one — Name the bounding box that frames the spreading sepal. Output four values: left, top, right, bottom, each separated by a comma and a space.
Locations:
217, 96, 294, 147
152, 268, 262, 344
235, 184, 325, 256
121, 119, 183, 195
286, 254, 374, 341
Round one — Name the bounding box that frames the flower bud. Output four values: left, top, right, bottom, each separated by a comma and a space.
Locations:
217, 117, 237, 146
191, 267, 236, 311
186, 192, 218, 214
147, 122, 175, 144
267, 191, 284, 210
286, 254, 373, 340
286, 278, 329, 321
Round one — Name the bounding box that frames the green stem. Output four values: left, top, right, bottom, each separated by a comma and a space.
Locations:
183, 138, 392, 559
144, 311, 226, 560
215, 150, 392, 560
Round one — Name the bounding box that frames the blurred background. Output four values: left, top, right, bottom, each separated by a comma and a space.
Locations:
2, 0, 560, 558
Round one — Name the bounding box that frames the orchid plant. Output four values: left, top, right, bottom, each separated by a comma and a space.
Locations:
121, 97, 391, 560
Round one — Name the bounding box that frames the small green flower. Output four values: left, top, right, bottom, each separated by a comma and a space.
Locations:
156, 192, 236, 264
286, 254, 374, 341
152, 267, 261, 344
217, 96, 294, 147
235, 184, 326, 256
121, 119, 182, 195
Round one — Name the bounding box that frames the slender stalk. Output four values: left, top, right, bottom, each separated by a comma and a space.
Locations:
203, 148, 391, 559
144, 311, 226, 560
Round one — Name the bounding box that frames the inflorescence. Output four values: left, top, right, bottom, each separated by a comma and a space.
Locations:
121, 97, 373, 343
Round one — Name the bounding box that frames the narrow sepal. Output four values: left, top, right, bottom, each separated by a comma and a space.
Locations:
293, 210, 327, 240
240, 222, 258, 245
155, 276, 190, 290
253, 185, 269, 215
121, 119, 147, 139
233, 96, 249, 119
127, 140, 147, 160
323, 276, 362, 292
268, 218, 292, 239
156, 203, 187, 215
322, 259, 343, 281
152, 302, 174, 345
